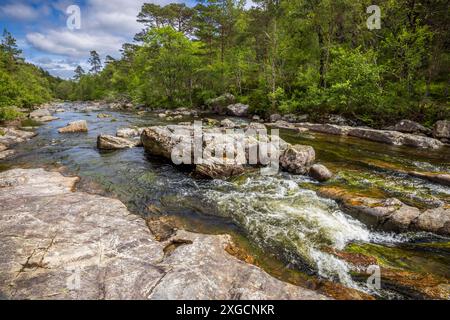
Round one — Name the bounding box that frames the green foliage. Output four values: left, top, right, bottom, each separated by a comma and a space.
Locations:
64, 0, 449, 125
0, 30, 67, 121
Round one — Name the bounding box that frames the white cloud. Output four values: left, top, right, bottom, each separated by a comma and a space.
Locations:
26, 30, 125, 58
0, 3, 41, 20
22, 0, 184, 78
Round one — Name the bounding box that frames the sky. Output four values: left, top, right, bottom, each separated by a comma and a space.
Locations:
0, 0, 200, 79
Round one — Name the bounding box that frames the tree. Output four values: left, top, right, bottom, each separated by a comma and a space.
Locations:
73, 65, 85, 81
88, 51, 102, 74
1, 29, 22, 60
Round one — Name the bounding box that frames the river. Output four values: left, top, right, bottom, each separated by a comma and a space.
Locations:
1, 102, 449, 299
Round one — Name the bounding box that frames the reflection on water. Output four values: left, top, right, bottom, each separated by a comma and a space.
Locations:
2, 103, 449, 298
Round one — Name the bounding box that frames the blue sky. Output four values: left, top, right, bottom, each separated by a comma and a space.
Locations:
0, 0, 200, 79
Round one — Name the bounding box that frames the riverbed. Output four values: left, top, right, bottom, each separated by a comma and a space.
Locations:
1, 102, 449, 299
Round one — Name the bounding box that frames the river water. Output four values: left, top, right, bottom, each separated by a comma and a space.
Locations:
2, 103, 449, 299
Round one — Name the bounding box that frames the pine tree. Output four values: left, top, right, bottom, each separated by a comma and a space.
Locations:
88, 51, 102, 74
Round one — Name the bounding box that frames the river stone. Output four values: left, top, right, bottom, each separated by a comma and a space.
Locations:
97, 135, 139, 150
0, 143, 6, 152
29, 109, 51, 119
141, 126, 193, 161
226, 103, 249, 117
270, 114, 282, 122
247, 122, 267, 131
58, 120, 88, 133
0, 149, 15, 160
309, 164, 333, 182
0, 168, 326, 300
414, 206, 450, 236
195, 159, 246, 179
279, 145, 315, 174
0, 128, 37, 147
433, 120, 450, 140
38, 116, 59, 122
116, 128, 144, 138
220, 119, 236, 128
387, 120, 431, 135
295, 123, 443, 149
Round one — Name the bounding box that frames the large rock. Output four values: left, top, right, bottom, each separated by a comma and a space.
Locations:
226, 103, 249, 117
269, 114, 282, 123
415, 206, 450, 236
0, 149, 15, 160
97, 135, 139, 150
0, 127, 37, 147
58, 120, 88, 133
141, 126, 191, 160
279, 145, 315, 174
220, 119, 236, 129
0, 168, 326, 300
116, 127, 144, 138
207, 94, 236, 115
195, 159, 246, 179
433, 120, 450, 140
29, 109, 51, 119
309, 164, 333, 182
387, 120, 431, 135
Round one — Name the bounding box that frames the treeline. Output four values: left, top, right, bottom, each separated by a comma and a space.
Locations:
0, 30, 64, 121
69, 0, 449, 125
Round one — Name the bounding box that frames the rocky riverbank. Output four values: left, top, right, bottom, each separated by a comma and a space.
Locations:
0, 168, 327, 300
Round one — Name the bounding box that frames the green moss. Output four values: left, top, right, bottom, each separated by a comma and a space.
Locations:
0, 128, 5, 136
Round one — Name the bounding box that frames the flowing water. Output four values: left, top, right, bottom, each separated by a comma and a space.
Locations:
2, 102, 449, 299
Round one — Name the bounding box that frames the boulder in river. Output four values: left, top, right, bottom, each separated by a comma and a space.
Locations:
309, 164, 333, 182
207, 93, 236, 115
433, 120, 450, 141
0, 168, 326, 300
279, 144, 315, 174
270, 114, 282, 123
29, 109, 51, 119
220, 118, 236, 129
0, 127, 37, 147
387, 120, 431, 135
58, 120, 88, 133
317, 187, 450, 235
116, 127, 144, 138
195, 159, 246, 179
97, 135, 140, 150
0, 149, 15, 160
226, 103, 249, 117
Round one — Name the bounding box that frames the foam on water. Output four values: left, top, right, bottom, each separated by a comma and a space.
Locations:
201, 173, 411, 288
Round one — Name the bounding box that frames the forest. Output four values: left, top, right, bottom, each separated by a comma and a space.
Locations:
1, 0, 449, 126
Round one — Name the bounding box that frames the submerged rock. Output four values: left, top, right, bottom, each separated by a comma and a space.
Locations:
0, 168, 327, 300
97, 135, 140, 150
317, 187, 450, 235
58, 120, 88, 133
226, 103, 249, 117
309, 164, 333, 182
279, 145, 315, 174
296, 123, 443, 149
